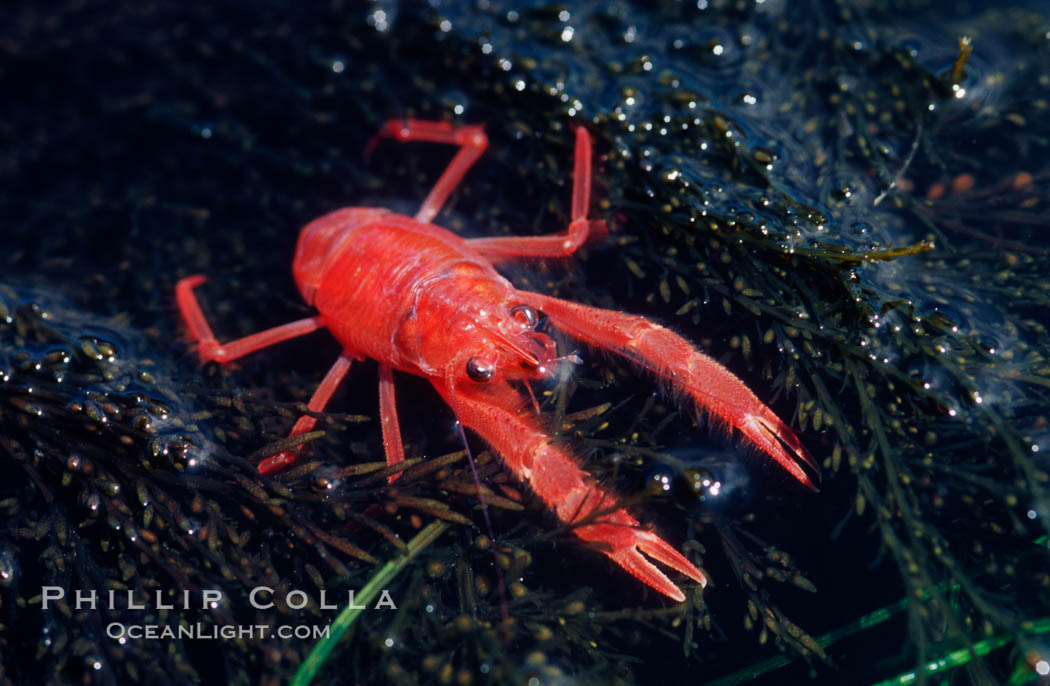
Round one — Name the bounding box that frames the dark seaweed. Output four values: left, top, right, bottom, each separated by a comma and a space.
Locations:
3, 1, 1050, 685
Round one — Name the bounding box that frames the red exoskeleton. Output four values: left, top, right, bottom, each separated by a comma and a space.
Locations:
176, 120, 818, 601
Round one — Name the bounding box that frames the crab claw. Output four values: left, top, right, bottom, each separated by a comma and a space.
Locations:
438, 380, 706, 602
739, 409, 820, 490
258, 451, 296, 475
516, 291, 821, 490
574, 511, 707, 602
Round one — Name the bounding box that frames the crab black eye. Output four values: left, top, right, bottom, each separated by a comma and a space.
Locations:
510, 304, 538, 328
466, 356, 494, 382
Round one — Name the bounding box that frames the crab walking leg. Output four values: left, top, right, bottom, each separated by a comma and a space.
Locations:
469, 219, 608, 261
438, 381, 706, 602
519, 292, 820, 490
570, 123, 592, 222
176, 275, 325, 363
378, 363, 406, 483
257, 354, 354, 474
469, 126, 608, 261
365, 119, 489, 225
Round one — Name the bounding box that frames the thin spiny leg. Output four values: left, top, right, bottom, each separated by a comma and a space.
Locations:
517, 291, 820, 489
468, 126, 608, 262
258, 353, 354, 474
378, 363, 406, 483
569, 120, 593, 223
364, 119, 488, 224
176, 275, 324, 363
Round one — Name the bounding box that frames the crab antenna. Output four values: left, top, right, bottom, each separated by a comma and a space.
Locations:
522, 380, 542, 415
556, 351, 583, 366
489, 329, 540, 367
448, 383, 511, 636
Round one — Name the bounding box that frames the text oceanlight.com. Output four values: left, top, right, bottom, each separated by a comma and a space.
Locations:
106, 623, 330, 641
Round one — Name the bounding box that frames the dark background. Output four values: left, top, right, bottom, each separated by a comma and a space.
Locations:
3, 1, 1049, 685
